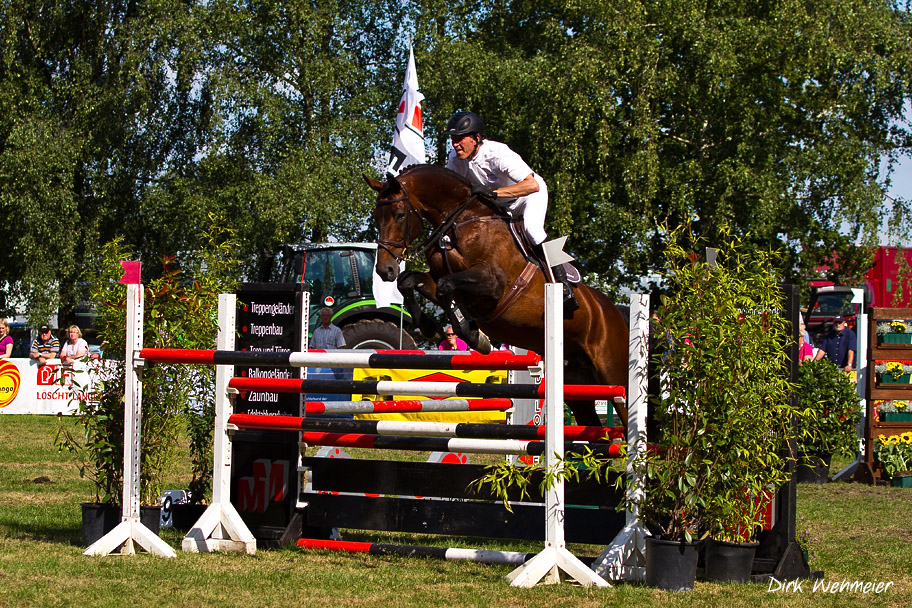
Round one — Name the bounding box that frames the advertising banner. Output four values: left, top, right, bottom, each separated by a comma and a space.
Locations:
233, 285, 303, 417
0, 358, 99, 415
351, 366, 509, 423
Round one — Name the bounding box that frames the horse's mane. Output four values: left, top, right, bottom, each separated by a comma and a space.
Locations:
396, 163, 471, 188
393, 164, 502, 217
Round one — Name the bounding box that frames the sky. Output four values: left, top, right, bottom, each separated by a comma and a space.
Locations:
884, 151, 912, 246
889, 154, 912, 206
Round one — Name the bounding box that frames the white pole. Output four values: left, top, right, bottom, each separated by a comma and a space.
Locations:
182, 293, 256, 554
123, 282, 143, 525
592, 293, 651, 580
834, 288, 866, 481
505, 283, 609, 587
85, 281, 176, 557
212, 294, 236, 506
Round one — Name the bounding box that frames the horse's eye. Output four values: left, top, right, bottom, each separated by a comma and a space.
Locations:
395, 212, 406, 221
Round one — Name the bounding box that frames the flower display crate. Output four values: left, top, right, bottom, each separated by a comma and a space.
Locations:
878, 373, 912, 384
882, 334, 912, 344
882, 412, 912, 422
858, 306, 912, 485
891, 475, 912, 488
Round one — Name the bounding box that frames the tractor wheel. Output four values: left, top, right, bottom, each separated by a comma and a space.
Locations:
341, 319, 417, 350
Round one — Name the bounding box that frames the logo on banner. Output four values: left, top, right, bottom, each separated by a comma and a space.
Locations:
0, 361, 22, 408
237, 458, 289, 513
36, 364, 59, 386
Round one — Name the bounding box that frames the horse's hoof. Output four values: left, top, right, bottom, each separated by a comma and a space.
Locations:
472, 330, 492, 354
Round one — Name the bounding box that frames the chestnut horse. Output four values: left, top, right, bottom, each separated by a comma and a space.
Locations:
366, 164, 628, 426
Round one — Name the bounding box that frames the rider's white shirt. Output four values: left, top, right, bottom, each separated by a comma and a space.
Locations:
447, 140, 538, 202
446, 140, 549, 244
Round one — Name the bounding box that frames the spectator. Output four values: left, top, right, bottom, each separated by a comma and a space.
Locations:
30, 325, 60, 366
439, 325, 468, 351
0, 318, 13, 359
798, 323, 814, 364
813, 315, 856, 371
60, 325, 89, 365
799, 312, 812, 347
311, 308, 346, 349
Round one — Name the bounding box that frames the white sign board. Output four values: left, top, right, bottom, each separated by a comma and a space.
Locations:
0, 358, 100, 415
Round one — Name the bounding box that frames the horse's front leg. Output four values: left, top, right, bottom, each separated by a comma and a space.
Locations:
397, 271, 445, 341
436, 265, 503, 354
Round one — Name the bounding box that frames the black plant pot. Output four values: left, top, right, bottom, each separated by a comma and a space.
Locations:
645, 537, 699, 591
81, 503, 162, 547
167, 503, 208, 531
795, 453, 831, 484
703, 539, 758, 583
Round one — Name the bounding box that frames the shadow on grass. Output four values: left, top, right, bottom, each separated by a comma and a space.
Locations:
0, 517, 84, 546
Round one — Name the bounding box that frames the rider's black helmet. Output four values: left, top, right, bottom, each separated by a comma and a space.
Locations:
444, 111, 485, 138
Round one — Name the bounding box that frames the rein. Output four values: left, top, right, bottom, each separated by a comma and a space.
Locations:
376, 183, 492, 263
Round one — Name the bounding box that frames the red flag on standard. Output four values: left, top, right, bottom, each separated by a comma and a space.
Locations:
387, 46, 425, 175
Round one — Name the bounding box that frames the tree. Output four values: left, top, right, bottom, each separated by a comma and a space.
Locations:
414, 0, 912, 294
0, 0, 213, 324
192, 0, 408, 276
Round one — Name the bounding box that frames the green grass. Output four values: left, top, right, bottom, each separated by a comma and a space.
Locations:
1, 415, 910, 607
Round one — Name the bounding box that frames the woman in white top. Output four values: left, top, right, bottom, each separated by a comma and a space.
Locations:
60, 325, 89, 364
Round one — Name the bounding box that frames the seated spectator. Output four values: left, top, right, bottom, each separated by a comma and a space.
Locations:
30, 325, 60, 366
0, 318, 12, 359
60, 325, 89, 365
439, 325, 468, 351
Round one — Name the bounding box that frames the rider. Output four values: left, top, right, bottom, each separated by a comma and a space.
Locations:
443, 111, 578, 310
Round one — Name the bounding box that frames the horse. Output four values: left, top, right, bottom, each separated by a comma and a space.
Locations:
365, 164, 629, 427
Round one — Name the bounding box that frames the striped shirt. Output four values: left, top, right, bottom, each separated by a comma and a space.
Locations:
31, 336, 60, 357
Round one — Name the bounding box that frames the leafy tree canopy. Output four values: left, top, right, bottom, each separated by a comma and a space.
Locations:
1, 0, 911, 322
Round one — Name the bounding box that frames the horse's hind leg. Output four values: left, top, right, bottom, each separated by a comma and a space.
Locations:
566, 399, 602, 428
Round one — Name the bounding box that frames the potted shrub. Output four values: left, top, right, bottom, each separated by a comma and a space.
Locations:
795, 358, 862, 483
634, 227, 796, 587
56, 219, 239, 545
873, 432, 912, 487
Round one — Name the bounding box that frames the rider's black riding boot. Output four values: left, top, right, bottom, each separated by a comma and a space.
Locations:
532, 242, 579, 312
552, 262, 579, 312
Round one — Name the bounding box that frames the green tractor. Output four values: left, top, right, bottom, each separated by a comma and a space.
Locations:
271, 243, 417, 350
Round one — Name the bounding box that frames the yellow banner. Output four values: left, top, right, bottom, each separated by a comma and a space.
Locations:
352, 367, 508, 423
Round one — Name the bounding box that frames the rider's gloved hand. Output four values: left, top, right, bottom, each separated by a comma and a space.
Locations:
471, 183, 497, 200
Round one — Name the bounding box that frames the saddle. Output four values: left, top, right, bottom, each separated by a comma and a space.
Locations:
505, 215, 581, 284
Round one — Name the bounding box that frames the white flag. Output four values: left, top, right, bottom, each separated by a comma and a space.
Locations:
372, 261, 404, 309
386, 46, 425, 175
375, 48, 425, 308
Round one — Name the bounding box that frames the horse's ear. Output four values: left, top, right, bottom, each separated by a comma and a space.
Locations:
363, 173, 384, 192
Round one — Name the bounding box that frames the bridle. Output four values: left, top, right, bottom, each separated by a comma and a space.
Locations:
375, 179, 485, 264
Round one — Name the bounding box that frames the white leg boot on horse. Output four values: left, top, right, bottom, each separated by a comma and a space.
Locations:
446, 301, 493, 354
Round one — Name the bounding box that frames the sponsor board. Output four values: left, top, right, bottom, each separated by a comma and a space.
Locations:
0, 358, 103, 415
351, 367, 509, 423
